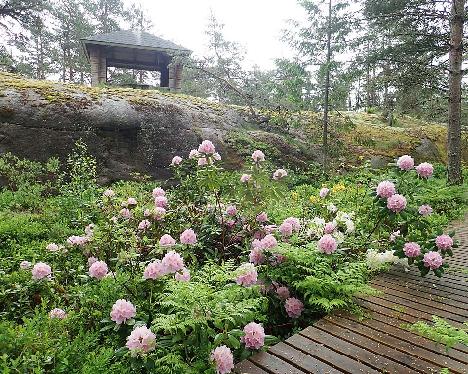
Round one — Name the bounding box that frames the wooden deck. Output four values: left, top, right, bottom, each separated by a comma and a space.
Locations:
235, 222, 468, 374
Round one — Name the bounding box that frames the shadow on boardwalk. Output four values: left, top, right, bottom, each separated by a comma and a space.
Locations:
235, 219, 468, 374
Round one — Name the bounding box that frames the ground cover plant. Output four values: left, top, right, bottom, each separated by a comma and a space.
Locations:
0, 141, 466, 373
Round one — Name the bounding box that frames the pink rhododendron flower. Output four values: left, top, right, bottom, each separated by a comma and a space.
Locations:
159, 234, 176, 247
240, 174, 252, 183
67, 235, 88, 246
161, 251, 184, 273
285, 297, 304, 318
46, 243, 60, 252
389, 230, 400, 242
89, 260, 108, 279
120, 208, 132, 219
225, 205, 237, 216
273, 169, 288, 180
251, 150, 265, 163
403, 242, 421, 257
387, 194, 407, 213
324, 221, 337, 235
126, 326, 156, 354
317, 234, 338, 254
279, 222, 293, 237
154, 196, 168, 208
251, 239, 262, 249
174, 267, 190, 282
423, 251, 444, 269
319, 187, 329, 198
127, 197, 137, 206
271, 253, 286, 266
213, 152, 222, 161
189, 149, 199, 159
49, 308, 67, 319
144, 209, 151, 217
143, 260, 167, 280
416, 162, 434, 178
235, 263, 258, 287
103, 188, 115, 197
198, 157, 208, 166
241, 322, 265, 350
376, 181, 396, 199
211, 345, 234, 374
20, 260, 31, 269
171, 156, 183, 166
152, 187, 165, 198
249, 247, 265, 265
276, 286, 290, 301
256, 212, 268, 223
180, 228, 197, 245
284, 217, 301, 232
418, 205, 433, 216
261, 234, 277, 249
110, 299, 136, 324
198, 140, 216, 154
154, 207, 166, 220
85, 224, 95, 237
87, 256, 98, 266
397, 155, 415, 170
138, 220, 151, 231
32, 262, 51, 280
435, 235, 453, 251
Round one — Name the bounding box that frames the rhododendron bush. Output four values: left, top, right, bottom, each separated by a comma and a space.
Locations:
0, 143, 465, 373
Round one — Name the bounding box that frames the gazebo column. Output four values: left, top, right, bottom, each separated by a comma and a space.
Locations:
160, 65, 169, 88
168, 64, 183, 92
89, 45, 107, 86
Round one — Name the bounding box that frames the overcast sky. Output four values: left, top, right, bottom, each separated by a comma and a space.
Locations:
137, 0, 305, 70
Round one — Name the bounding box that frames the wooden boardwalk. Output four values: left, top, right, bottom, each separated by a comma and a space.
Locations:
235, 222, 468, 374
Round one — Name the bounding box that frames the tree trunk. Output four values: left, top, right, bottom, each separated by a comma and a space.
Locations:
322, 0, 332, 172
447, 0, 464, 185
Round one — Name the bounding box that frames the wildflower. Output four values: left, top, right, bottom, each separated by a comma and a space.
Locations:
376, 181, 396, 199
159, 234, 176, 247
418, 205, 433, 216
211, 345, 234, 374
180, 228, 197, 245
387, 194, 407, 213
152, 187, 165, 198
241, 322, 265, 350
198, 140, 216, 154
319, 187, 329, 198
403, 242, 421, 258
143, 260, 167, 279
397, 155, 414, 171
154, 196, 168, 208
256, 212, 268, 223
276, 286, 290, 301
20, 260, 31, 269
285, 297, 304, 318
435, 235, 453, 251
49, 308, 67, 319
126, 326, 156, 354
332, 183, 346, 193
225, 205, 237, 216
161, 251, 184, 273
423, 251, 443, 269
171, 156, 183, 166
46, 243, 60, 252
309, 195, 319, 204
103, 189, 115, 197
251, 150, 265, 163
32, 262, 51, 280
235, 263, 258, 287
89, 260, 108, 279
416, 162, 434, 178
174, 267, 190, 282
273, 168, 288, 180
240, 174, 252, 183
317, 234, 338, 254
110, 299, 136, 324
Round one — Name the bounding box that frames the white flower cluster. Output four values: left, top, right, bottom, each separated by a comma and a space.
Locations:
366, 249, 400, 270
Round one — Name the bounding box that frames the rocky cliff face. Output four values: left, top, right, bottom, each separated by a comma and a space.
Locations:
0, 73, 318, 182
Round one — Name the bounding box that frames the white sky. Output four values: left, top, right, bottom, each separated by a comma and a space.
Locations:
137, 0, 305, 70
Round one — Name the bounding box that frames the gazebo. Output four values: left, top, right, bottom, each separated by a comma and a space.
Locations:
81, 30, 191, 91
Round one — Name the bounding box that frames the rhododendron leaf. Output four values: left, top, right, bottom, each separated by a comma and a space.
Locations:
99, 324, 114, 332
228, 335, 241, 349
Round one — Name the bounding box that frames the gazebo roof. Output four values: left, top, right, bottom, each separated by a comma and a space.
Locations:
82, 30, 191, 54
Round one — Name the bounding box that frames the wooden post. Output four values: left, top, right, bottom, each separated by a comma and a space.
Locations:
160, 65, 169, 87
89, 45, 107, 86
168, 64, 176, 91
174, 64, 183, 92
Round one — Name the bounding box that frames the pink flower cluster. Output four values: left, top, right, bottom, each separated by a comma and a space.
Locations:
235, 263, 258, 287
241, 322, 265, 350
240, 174, 252, 183
423, 251, 443, 269
285, 297, 304, 318
152, 187, 165, 198
49, 308, 67, 319
20, 260, 31, 269
376, 181, 396, 199
103, 188, 115, 198
260, 234, 277, 249
416, 162, 434, 178
162, 251, 184, 273
46, 243, 60, 252
159, 234, 176, 246
403, 242, 421, 257
143, 260, 167, 280
32, 262, 51, 280
319, 187, 329, 198
324, 221, 337, 235
198, 140, 216, 154
171, 156, 183, 166
397, 155, 414, 170
126, 325, 156, 354
155, 196, 168, 208
174, 267, 191, 282
180, 228, 197, 245
418, 205, 433, 216
119, 208, 132, 219
110, 299, 136, 324
436, 235, 453, 251
276, 286, 290, 301
256, 212, 268, 223
225, 205, 237, 216
273, 169, 288, 180
138, 220, 151, 231
67, 235, 89, 246
252, 150, 265, 163
317, 234, 338, 254
387, 194, 407, 213
211, 345, 234, 374
249, 247, 265, 265
89, 260, 108, 279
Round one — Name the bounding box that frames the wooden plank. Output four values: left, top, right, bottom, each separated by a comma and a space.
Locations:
286, 333, 381, 373
268, 341, 343, 374
387, 270, 468, 294
323, 316, 446, 373
249, 351, 308, 374
301, 325, 415, 373
234, 360, 270, 374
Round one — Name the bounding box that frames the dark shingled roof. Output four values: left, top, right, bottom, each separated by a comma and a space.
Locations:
82, 30, 190, 53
